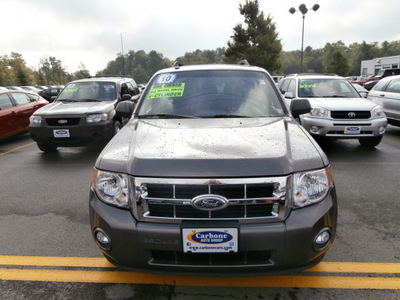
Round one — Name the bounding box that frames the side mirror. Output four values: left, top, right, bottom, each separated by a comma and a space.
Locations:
50, 96, 57, 102
284, 92, 294, 99
116, 100, 135, 118
290, 99, 311, 118
121, 94, 132, 101
132, 94, 140, 103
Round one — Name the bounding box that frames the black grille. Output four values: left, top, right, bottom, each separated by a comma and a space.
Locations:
148, 203, 274, 218
46, 118, 81, 126
150, 250, 272, 266
146, 183, 274, 199
144, 183, 277, 219
331, 111, 371, 119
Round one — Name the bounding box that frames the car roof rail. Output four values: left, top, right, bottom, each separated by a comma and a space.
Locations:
86, 75, 130, 78
173, 61, 184, 68
238, 59, 250, 66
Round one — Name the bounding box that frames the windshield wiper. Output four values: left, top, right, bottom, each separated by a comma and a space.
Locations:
321, 95, 347, 98
139, 113, 199, 119
57, 99, 78, 102
204, 114, 250, 118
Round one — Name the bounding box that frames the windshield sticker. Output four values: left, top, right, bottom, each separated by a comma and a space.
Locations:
63, 87, 78, 92
155, 73, 177, 84
147, 83, 185, 99
299, 83, 317, 88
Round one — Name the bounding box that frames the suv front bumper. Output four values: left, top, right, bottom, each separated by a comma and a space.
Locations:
300, 116, 387, 138
29, 120, 112, 147
89, 188, 338, 276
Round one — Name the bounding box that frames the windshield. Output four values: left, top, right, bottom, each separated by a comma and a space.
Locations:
298, 78, 361, 98
138, 70, 285, 118
57, 82, 117, 101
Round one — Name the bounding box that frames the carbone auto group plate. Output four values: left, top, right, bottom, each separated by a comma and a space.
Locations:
183, 228, 238, 253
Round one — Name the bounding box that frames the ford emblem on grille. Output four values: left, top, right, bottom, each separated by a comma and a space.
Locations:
348, 112, 356, 118
58, 119, 68, 124
191, 194, 229, 211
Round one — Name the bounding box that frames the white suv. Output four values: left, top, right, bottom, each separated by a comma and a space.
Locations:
278, 74, 387, 147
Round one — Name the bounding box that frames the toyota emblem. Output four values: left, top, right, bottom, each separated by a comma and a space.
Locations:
348, 112, 356, 118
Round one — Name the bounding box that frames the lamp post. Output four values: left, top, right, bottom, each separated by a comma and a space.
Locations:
289, 4, 320, 73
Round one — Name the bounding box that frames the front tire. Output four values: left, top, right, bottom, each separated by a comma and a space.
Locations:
358, 136, 382, 147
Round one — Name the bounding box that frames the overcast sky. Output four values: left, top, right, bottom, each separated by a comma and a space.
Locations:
2, 0, 399, 75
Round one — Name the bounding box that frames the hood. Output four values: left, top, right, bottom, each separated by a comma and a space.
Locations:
34, 100, 116, 116
308, 97, 377, 110
96, 118, 328, 178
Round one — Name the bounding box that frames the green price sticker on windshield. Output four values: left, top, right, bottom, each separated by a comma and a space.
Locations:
63, 87, 78, 92
147, 83, 185, 99
299, 83, 317, 89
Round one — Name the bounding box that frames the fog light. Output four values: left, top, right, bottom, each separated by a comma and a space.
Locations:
313, 228, 331, 251
94, 229, 111, 250
310, 126, 319, 133
378, 126, 386, 134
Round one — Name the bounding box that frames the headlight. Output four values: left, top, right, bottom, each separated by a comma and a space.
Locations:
29, 115, 42, 124
310, 106, 328, 117
86, 113, 108, 123
371, 106, 385, 118
292, 167, 333, 208
92, 170, 130, 208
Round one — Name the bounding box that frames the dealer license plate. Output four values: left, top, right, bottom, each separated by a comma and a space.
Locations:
344, 126, 361, 134
53, 129, 70, 138
183, 228, 238, 253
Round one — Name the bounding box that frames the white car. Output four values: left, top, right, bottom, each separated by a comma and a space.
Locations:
367, 75, 400, 127
278, 74, 387, 147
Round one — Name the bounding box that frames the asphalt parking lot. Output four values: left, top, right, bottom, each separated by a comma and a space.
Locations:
0, 126, 399, 299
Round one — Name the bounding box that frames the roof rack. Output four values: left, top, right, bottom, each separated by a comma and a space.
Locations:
287, 73, 339, 77
237, 59, 250, 66
86, 75, 130, 78
172, 61, 184, 68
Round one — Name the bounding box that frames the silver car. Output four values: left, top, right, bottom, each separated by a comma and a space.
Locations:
278, 74, 387, 147
367, 75, 400, 127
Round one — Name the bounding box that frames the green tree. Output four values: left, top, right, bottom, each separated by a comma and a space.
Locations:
224, 0, 282, 73
5, 52, 36, 85
131, 65, 148, 84
176, 48, 225, 65
97, 50, 171, 82
324, 50, 350, 76
38, 56, 69, 85
73, 63, 91, 79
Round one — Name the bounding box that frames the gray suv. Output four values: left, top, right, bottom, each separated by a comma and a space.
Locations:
278, 74, 387, 147
89, 63, 337, 276
29, 77, 140, 152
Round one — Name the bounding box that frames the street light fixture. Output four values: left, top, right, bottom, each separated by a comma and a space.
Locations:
289, 4, 320, 73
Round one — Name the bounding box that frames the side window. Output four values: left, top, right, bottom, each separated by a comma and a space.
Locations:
121, 83, 129, 96
374, 80, 389, 92
0, 93, 14, 110
11, 93, 31, 106
27, 93, 39, 101
279, 79, 290, 94
385, 78, 400, 93
287, 79, 296, 95
126, 82, 135, 96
